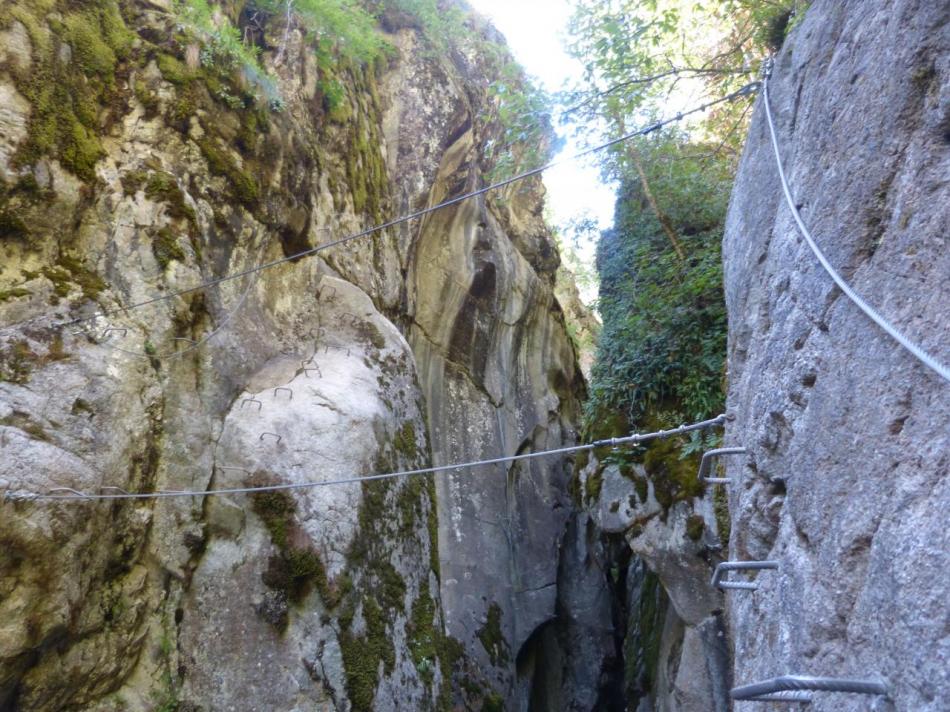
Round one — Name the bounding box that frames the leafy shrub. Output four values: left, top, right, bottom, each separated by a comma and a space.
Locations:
586, 131, 733, 432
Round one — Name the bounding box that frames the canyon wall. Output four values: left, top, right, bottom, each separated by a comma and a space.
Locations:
722, 1, 949, 710
0, 2, 585, 709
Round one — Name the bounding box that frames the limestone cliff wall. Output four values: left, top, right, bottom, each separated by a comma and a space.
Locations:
0, 2, 584, 710
723, 1, 948, 710
557, 3, 948, 712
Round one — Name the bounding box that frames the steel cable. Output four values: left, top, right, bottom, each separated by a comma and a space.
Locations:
762, 67, 949, 383
1, 415, 725, 503
0, 84, 758, 337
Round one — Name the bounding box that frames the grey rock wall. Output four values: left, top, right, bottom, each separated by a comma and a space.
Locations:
722, 1, 949, 710
0, 3, 586, 709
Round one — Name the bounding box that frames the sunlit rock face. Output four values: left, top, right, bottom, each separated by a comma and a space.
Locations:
723, 1, 949, 711
0, 2, 587, 709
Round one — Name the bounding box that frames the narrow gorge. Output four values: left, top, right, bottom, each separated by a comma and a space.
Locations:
0, 1, 946, 711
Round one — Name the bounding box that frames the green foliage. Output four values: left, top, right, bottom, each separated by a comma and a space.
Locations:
483, 62, 560, 182
720, 0, 811, 52
252, 0, 390, 108
562, 0, 806, 167
587, 133, 731, 431
175, 0, 277, 98
566, 1, 810, 469
261, 0, 386, 64
384, 0, 469, 50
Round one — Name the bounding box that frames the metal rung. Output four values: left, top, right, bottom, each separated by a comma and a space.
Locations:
217, 466, 250, 475
241, 398, 263, 411
49, 487, 91, 499
731, 675, 889, 704
698, 447, 747, 484
101, 327, 128, 340
712, 560, 778, 591
99, 486, 130, 495
303, 366, 321, 378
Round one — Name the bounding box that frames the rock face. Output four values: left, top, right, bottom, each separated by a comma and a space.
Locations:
722, 1, 949, 710
537, 3, 949, 712
0, 2, 584, 709
563, 450, 732, 712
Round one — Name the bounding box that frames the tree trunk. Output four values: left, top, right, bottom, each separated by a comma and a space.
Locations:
615, 114, 686, 260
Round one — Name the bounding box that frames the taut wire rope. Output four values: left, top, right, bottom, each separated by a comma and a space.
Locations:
0, 83, 759, 337
761, 60, 949, 384
2, 415, 726, 503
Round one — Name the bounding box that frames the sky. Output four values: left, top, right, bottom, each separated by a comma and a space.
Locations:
466, 0, 617, 262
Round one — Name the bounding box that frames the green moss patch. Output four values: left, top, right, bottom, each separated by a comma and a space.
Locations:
39, 255, 106, 304
337, 425, 446, 708
0, 206, 29, 242
713, 486, 730, 548
0, 287, 31, 302
476, 602, 510, 667
120, 169, 147, 196
0, 176, 55, 245
408, 590, 438, 683
393, 422, 417, 459
585, 463, 605, 504
624, 568, 667, 696
146, 172, 196, 222
156, 53, 195, 86
685, 514, 705, 542
249, 482, 337, 616
152, 227, 186, 269
0, 333, 67, 384
10, 1, 134, 181
642, 434, 702, 513
339, 595, 396, 711
197, 137, 259, 209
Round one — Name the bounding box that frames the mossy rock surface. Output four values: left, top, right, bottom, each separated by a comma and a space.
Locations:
476, 602, 510, 667
8, 0, 134, 181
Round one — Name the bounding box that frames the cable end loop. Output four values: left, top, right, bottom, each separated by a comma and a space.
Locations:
761, 57, 775, 81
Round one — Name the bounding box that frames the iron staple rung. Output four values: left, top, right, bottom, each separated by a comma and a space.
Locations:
718, 581, 759, 590
712, 560, 779, 591
731, 675, 889, 701
698, 446, 747, 484
748, 691, 813, 702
